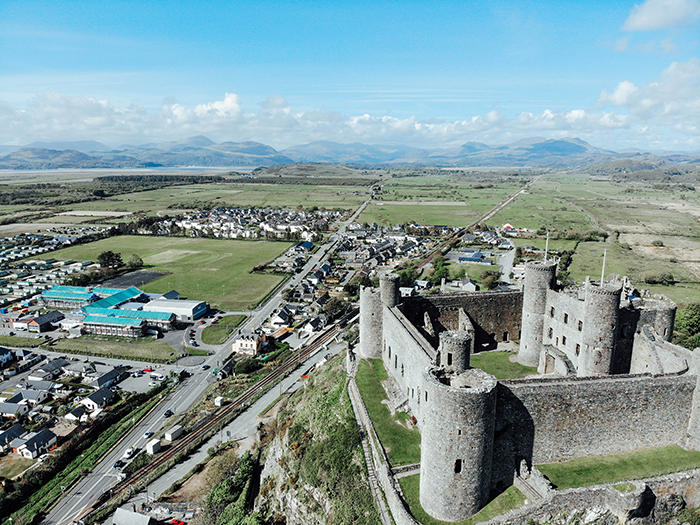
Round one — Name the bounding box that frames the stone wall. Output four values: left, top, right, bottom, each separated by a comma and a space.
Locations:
491, 372, 696, 489
629, 326, 692, 375
382, 306, 434, 425
403, 290, 523, 351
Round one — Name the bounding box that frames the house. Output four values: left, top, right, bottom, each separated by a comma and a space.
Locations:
0, 423, 27, 452
302, 315, 327, 334
15, 428, 57, 458
80, 388, 115, 410
86, 365, 128, 390
232, 333, 262, 356
27, 310, 64, 333
0, 347, 13, 367
0, 402, 29, 418
64, 405, 88, 422
6, 389, 49, 406
399, 287, 416, 297
29, 358, 69, 381
271, 307, 293, 328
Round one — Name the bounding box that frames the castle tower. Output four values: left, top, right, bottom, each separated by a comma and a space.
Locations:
439, 330, 472, 373
358, 286, 383, 359
420, 367, 497, 521
358, 273, 400, 360
379, 272, 400, 308
518, 260, 557, 367
579, 282, 621, 376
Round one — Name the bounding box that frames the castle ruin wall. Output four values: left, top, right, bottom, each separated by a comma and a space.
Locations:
492, 372, 695, 483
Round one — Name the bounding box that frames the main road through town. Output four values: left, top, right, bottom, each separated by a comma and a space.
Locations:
41, 194, 372, 525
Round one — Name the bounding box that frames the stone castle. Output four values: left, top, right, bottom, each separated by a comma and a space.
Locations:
358, 261, 700, 522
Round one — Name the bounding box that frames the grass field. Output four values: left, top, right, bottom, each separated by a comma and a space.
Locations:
355, 358, 421, 466
398, 475, 525, 525
33, 236, 292, 310
51, 182, 368, 216
52, 337, 179, 363
537, 445, 700, 489
470, 351, 537, 379
359, 178, 524, 227
201, 315, 246, 345
0, 458, 36, 479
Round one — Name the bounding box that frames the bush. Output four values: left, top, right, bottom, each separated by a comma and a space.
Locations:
234, 358, 262, 375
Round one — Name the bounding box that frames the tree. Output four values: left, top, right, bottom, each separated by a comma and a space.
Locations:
97, 251, 124, 269
126, 254, 143, 269
282, 288, 295, 302
675, 303, 700, 349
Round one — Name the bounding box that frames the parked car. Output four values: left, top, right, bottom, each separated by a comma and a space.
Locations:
114, 460, 125, 469
143, 431, 154, 439
163, 410, 173, 418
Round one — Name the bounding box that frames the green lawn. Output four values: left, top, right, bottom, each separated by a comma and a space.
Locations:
33, 236, 292, 310
0, 458, 36, 479
470, 351, 537, 380
202, 314, 246, 345
355, 358, 421, 466
52, 337, 179, 363
398, 474, 526, 525
537, 445, 700, 490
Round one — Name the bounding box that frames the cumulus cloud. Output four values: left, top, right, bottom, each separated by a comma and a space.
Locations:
623, 0, 700, 31
2, 64, 700, 152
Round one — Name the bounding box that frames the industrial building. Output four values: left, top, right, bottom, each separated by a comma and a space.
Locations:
142, 299, 207, 321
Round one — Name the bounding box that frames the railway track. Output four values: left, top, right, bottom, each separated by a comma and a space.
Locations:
80, 324, 341, 521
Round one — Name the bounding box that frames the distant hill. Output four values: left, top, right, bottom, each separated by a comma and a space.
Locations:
1, 135, 699, 170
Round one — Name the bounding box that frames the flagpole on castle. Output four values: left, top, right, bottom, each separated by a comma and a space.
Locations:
601, 249, 607, 284
544, 232, 549, 262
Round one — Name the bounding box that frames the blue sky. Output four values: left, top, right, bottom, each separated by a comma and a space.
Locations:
1, 0, 700, 151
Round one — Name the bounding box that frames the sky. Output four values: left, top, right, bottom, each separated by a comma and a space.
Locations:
1, 0, 700, 152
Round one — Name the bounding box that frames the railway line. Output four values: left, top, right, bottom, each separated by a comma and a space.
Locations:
79, 324, 341, 522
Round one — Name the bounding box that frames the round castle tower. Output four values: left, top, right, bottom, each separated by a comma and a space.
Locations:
580, 282, 621, 376
420, 367, 497, 522
358, 273, 400, 359
518, 260, 557, 367
439, 330, 472, 373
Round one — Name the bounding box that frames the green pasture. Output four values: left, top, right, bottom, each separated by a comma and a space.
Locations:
359, 202, 482, 227
53, 182, 368, 215
398, 475, 525, 525
355, 358, 421, 466
515, 238, 579, 253
470, 351, 537, 379
568, 241, 697, 284
52, 337, 179, 363
537, 445, 700, 490
34, 236, 292, 310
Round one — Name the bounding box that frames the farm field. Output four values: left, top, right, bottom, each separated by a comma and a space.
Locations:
33, 236, 292, 310
499, 175, 700, 304
51, 182, 369, 216
360, 177, 525, 226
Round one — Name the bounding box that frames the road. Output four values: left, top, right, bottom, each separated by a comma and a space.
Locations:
41, 197, 372, 525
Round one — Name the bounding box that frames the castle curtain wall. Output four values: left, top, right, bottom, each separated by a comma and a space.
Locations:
491, 373, 695, 488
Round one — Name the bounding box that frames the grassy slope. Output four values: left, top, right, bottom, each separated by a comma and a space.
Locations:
537, 445, 700, 489
399, 475, 525, 525
355, 358, 421, 466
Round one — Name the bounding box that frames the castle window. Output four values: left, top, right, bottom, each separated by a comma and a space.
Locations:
503, 331, 509, 342
447, 353, 453, 366
388, 346, 391, 358
412, 388, 414, 398
563, 313, 568, 324
394, 355, 397, 369
575, 344, 580, 356
454, 459, 462, 474
578, 320, 583, 331
548, 327, 553, 339
562, 335, 566, 345
401, 364, 404, 377
425, 391, 428, 402
550, 307, 555, 318
458, 429, 462, 436
555, 337, 559, 346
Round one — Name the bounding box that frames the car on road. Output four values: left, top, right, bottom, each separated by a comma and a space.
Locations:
143, 431, 154, 439
163, 409, 173, 418
143, 366, 153, 372
202, 365, 210, 370
191, 342, 199, 347
199, 320, 206, 324
148, 381, 158, 387
114, 460, 125, 469
123, 447, 135, 459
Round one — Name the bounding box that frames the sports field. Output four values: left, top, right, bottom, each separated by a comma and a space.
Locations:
34, 236, 292, 310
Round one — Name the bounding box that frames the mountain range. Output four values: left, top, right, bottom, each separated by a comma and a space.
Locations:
0, 136, 698, 170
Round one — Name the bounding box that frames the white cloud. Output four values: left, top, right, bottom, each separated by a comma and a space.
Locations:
1, 66, 700, 153
623, 0, 700, 31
